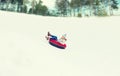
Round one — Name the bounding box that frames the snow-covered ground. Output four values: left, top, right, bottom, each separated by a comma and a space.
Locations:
0, 11, 120, 76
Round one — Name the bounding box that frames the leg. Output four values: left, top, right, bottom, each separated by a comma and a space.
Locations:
46, 32, 58, 40
50, 35, 57, 40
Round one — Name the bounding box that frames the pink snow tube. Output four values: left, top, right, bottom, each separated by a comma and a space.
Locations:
49, 39, 66, 49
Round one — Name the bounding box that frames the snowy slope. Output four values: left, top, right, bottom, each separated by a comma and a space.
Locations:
0, 11, 120, 76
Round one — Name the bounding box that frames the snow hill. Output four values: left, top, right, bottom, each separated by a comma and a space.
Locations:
0, 11, 120, 76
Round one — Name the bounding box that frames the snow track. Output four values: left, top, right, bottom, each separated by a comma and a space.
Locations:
0, 11, 120, 76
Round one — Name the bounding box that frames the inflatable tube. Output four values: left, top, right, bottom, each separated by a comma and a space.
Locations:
49, 39, 66, 49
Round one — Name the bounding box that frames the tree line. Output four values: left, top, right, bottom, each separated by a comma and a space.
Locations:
0, 0, 119, 17
0, 0, 49, 16
55, 0, 119, 16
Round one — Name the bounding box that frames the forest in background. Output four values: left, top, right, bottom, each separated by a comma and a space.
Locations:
0, 0, 119, 17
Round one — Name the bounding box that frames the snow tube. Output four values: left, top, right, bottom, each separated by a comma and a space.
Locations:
49, 39, 66, 49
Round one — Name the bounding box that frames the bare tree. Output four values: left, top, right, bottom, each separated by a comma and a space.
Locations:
31, 0, 37, 14
55, 0, 69, 16
6, 0, 11, 10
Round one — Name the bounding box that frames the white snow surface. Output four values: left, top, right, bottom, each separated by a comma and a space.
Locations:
0, 11, 120, 76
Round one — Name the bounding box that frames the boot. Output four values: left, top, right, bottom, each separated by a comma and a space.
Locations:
48, 32, 51, 36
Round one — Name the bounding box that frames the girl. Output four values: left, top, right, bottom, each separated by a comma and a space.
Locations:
45, 32, 67, 44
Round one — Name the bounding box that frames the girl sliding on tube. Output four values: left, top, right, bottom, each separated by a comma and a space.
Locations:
45, 32, 67, 49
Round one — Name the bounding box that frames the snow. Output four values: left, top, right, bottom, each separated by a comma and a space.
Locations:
0, 10, 120, 76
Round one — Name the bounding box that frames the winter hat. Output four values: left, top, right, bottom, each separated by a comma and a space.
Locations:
61, 34, 67, 40
62, 34, 67, 38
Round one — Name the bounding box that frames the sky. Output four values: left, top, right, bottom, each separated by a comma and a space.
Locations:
42, 0, 56, 9
118, 0, 120, 3
33, 0, 56, 9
